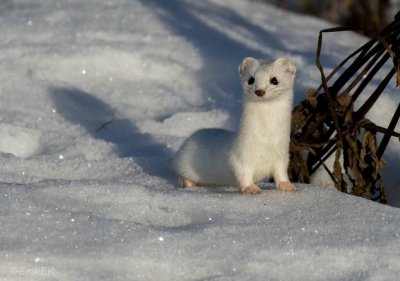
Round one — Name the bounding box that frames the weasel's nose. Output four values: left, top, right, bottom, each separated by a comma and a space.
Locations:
255, 89, 265, 97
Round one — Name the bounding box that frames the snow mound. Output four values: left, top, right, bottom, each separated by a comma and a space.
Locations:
0, 123, 41, 158
1, 183, 400, 281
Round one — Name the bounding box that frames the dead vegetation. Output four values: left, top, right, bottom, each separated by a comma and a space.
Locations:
257, 0, 393, 35
289, 11, 400, 203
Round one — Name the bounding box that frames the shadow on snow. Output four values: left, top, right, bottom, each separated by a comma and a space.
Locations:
141, 0, 286, 116
50, 87, 175, 182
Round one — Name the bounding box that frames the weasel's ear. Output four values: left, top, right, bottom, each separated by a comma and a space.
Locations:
239, 57, 257, 76
275, 57, 296, 75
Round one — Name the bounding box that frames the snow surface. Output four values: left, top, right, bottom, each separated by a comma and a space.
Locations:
0, 0, 400, 280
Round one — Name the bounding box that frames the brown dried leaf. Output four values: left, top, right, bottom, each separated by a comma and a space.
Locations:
305, 89, 318, 108
397, 67, 400, 87
333, 147, 344, 191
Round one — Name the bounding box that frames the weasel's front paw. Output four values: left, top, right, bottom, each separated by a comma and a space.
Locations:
240, 184, 262, 194
277, 182, 297, 192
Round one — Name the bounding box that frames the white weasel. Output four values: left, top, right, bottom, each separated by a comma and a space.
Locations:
172, 57, 297, 194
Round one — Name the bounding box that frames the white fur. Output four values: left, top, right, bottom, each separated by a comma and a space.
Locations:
172, 57, 296, 193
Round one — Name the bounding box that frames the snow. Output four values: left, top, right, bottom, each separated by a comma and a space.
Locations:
0, 0, 399, 280
2, 183, 400, 281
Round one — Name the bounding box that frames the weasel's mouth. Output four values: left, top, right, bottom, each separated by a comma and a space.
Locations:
255, 90, 265, 97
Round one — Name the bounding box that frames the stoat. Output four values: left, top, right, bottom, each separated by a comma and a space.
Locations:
172, 57, 297, 194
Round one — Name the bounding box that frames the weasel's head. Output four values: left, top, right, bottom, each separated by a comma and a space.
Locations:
238, 57, 296, 102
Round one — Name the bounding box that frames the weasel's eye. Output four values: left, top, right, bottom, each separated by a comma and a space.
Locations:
270, 77, 279, 85
247, 76, 255, 85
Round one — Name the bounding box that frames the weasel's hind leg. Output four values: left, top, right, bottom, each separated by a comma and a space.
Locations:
240, 184, 262, 194
181, 177, 198, 188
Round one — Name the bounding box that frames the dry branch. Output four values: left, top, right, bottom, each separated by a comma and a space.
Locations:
289, 11, 400, 203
